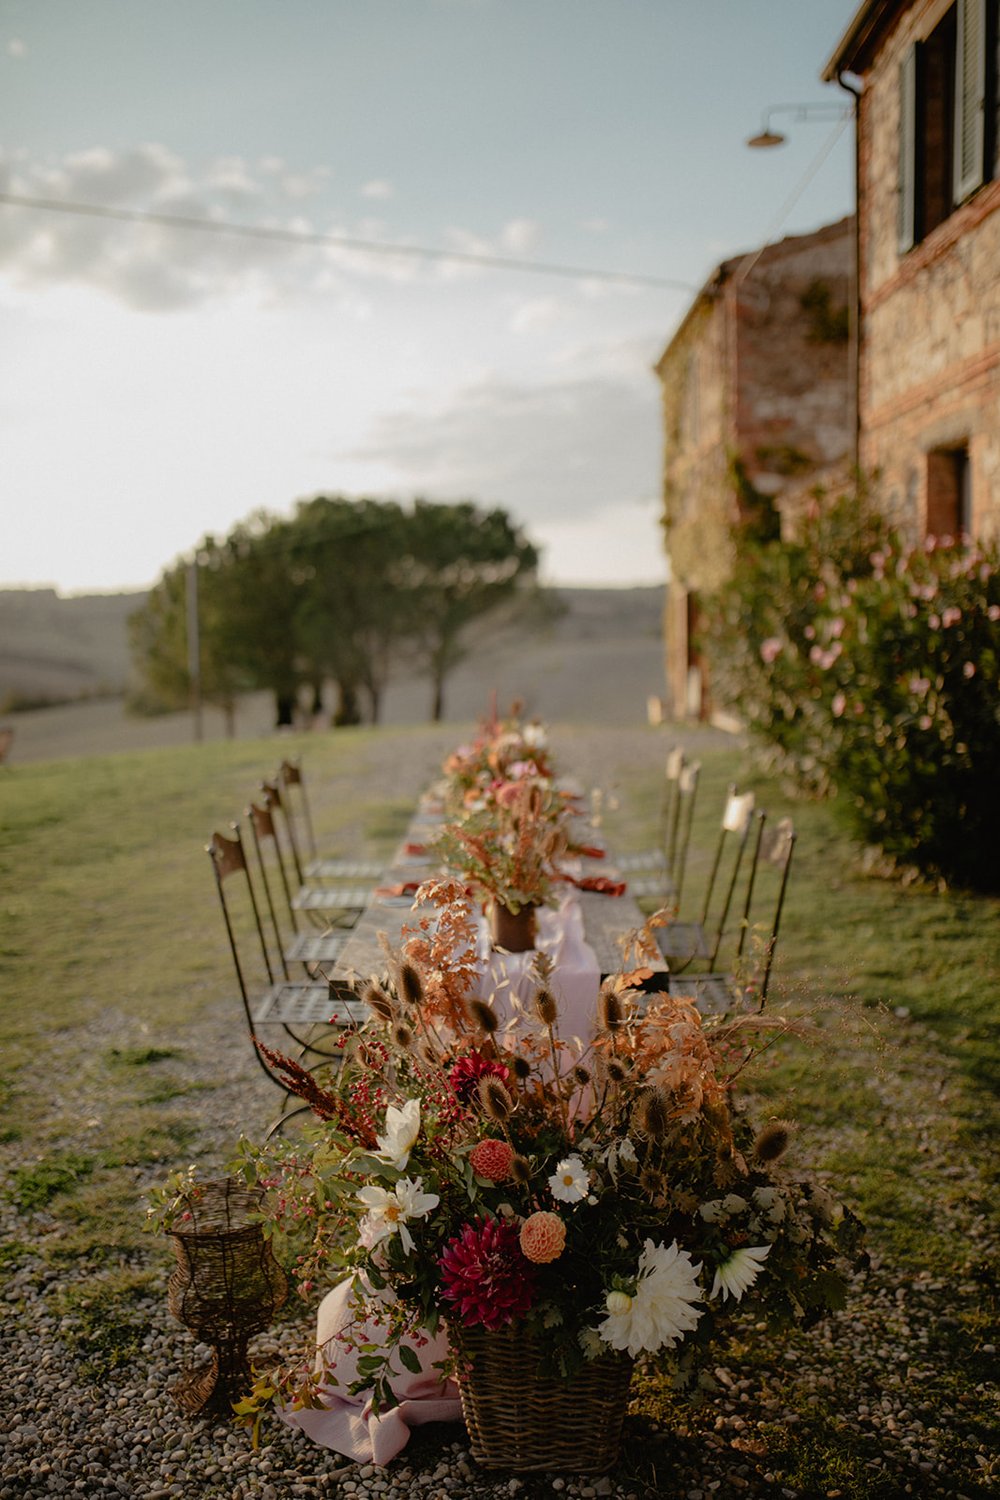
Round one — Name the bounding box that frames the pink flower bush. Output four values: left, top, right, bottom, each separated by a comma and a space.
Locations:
438, 1217, 537, 1330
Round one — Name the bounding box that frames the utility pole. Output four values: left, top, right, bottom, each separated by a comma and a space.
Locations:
187, 556, 203, 742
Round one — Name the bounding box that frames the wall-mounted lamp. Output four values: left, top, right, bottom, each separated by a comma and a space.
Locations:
746, 101, 850, 149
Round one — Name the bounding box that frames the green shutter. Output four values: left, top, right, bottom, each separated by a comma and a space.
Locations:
898, 45, 918, 252
955, 0, 986, 202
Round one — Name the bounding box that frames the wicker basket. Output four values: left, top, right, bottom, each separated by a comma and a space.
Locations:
452, 1323, 633, 1473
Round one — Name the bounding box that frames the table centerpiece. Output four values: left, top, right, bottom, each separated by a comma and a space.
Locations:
226, 897, 865, 1470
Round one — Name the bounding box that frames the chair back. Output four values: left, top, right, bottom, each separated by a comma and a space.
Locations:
700, 788, 759, 969
262, 779, 306, 887
246, 801, 300, 966
206, 825, 276, 1014
751, 817, 796, 1005
670, 759, 701, 908
278, 758, 317, 862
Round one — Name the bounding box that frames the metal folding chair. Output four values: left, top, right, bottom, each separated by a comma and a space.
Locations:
278, 759, 383, 882
246, 800, 351, 969
668, 815, 796, 1013
206, 824, 367, 1101
260, 780, 372, 921
628, 758, 701, 906
616, 745, 686, 878
655, 786, 758, 972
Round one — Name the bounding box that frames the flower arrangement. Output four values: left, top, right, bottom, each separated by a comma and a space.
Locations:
432, 775, 570, 915
229, 900, 865, 1429
439, 710, 554, 818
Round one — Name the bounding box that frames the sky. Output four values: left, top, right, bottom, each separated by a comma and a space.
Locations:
1, 0, 859, 594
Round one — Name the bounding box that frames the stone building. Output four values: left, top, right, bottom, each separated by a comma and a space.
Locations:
824, 0, 1000, 543
655, 219, 853, 718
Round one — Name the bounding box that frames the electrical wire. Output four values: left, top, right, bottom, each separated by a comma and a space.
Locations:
0, 189, 697, 293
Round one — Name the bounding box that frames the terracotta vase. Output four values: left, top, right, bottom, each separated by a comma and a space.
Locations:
490, 900, 538, 952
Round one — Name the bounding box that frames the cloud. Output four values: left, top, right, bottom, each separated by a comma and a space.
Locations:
349, 367, 660, 525
509, 297, 565, 334
361, 179, 394, 200
501, 218, 540, 254
6, 38, 26, 58
0, 145, 386, 310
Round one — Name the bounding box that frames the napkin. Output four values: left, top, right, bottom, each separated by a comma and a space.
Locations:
564, 874, 627, 898
374, 880, 422, 899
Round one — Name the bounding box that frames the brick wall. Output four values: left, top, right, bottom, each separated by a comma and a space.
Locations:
855, 0, 1000, 541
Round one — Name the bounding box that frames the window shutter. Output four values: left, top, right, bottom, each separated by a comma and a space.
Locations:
898, 45, 918, 252
955, 0, 986, 201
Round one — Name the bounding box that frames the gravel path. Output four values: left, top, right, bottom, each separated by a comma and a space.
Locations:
1, 725, 996, 1499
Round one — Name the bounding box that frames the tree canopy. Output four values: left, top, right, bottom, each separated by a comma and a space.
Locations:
129, 496, 539, 727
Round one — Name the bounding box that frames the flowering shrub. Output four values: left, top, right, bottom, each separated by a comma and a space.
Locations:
705, 490, 1000, 889
227, 914, 864, 1421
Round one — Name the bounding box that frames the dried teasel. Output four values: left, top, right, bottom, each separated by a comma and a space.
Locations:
397, 961, 424, 1009
510, 1154, 532, 1185
466, 998, 500, 1035
598, 983, 624, 1032
639, 1166, 665, 1199
534, 987, 558, 1027
479, 1076, 514, 1121
634, 1088, 670, 1141
571, 1064, 591, 1086
391, 1022, 414, 1050
605, 1057, 629, 1084
362, 980, 395, 1023
510, 1054, 532, 1081
753, 1120, 795, 1163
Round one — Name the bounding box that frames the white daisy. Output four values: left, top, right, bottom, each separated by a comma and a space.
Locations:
597, 1240, 703, 1357
549, 1155, 590, 1203
356, 1176, 439, 1255
375, 1098, 422, 1170
710, 1245, 771, 1303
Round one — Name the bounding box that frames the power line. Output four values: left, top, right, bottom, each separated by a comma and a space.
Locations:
0, 190, 698, 293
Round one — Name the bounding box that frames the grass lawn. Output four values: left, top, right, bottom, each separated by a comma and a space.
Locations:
0, 722, 997, 1497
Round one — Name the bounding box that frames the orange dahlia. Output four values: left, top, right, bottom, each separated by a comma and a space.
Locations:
469, 1138, 515, 1183
519, 1211, 567, 1264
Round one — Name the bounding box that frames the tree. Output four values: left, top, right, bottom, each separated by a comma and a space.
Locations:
394, 501, 539, 721
128, 554, 245, 733
289, 496, 409, 725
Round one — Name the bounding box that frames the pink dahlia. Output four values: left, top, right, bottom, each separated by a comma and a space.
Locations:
469, 1138, 515, 1183
448, 1051, 511, 1105
519, 1211, 566, 1264
438, 1217, 536, 1330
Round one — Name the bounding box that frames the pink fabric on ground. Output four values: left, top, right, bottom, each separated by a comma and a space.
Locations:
280, 1280, 462, 1465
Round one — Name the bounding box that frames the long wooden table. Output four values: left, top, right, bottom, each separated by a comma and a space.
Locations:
328, 832, 668, 988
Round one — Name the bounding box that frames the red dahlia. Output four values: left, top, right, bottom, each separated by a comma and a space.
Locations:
437, 1217, 536, 1330
448, 1051, 511, 1104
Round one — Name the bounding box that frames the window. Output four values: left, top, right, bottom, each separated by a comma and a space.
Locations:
926, 444, 972, 537
898, 0, 1000, 251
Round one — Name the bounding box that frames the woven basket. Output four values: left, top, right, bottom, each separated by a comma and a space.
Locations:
452, 1323, 633, 1473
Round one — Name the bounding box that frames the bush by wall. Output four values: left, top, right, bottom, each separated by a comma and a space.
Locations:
705, 491, 1000, 891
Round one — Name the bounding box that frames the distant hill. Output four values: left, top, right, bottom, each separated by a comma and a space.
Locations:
0, 588, 146, 708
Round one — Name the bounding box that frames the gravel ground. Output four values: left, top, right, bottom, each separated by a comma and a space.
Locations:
1, 725, 997, 1499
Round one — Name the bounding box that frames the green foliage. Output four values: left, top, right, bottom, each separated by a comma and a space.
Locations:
51, 1268, 157, 1381
128, 496, 539, 728
704, 487, 1000, 890
799, 277, 850, 343
9, 1150, 94, 1211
